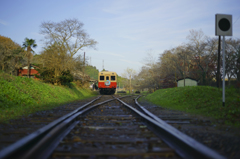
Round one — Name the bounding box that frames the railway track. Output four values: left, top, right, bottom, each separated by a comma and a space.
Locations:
0, 95, 225, 159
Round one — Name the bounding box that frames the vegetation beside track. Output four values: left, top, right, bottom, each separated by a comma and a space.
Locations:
143, 86, 240, 126
0, 72, 98, 122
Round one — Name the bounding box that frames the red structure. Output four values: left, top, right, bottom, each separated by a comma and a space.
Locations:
18, 65, 40, 79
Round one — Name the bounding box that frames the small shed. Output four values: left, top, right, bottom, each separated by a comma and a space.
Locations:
177, 77, 198, 87
18, 65, 40, 79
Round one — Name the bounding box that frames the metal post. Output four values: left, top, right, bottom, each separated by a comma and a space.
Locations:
222, 36, 225, 106
102, 60, 104, 70
83, 52, 85, 82
217, 36, 221, 88
184, 53, 185, 87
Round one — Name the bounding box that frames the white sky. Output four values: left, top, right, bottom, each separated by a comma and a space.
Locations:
0, 0, 240, 75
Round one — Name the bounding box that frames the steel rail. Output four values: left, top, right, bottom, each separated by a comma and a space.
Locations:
0, 96, 102, 159
22, 97, 119, 159
0, 95, 133, 159
115, 96, 226, 159
0, 95, 132, 158
135, 95, 169, 122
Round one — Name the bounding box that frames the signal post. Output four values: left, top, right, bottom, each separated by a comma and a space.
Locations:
215, 14, 232, 106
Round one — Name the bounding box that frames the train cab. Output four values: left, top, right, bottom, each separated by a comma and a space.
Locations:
98, 71, 117, 95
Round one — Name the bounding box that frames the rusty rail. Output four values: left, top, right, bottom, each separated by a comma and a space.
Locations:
115, 96, 226, 159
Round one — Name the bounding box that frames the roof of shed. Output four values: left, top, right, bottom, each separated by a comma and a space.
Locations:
20, 64, 39, 69
176, 77, 199, 82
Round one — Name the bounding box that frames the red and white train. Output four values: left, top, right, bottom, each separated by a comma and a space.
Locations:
98, 71, 117, 95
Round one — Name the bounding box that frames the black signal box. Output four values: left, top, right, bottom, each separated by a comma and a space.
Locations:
215, 14, 232, 36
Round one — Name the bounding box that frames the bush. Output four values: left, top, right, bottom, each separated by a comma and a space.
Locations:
117, 91, 126, 94
35, 68, 73, 86
135, 91, 140, 94
59, 70, 73, 85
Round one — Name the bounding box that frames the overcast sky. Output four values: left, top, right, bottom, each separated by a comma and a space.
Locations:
1, 0, 240, 75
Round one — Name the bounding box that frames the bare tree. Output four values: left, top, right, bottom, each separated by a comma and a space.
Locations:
225, 38, 240, 85
187, 30, 217, 85
38, 19, 97, 85
40, 19, 97, 58
136, 66, 154, 91
158, 49, 176, 78
174, 46, 193, 86
142, 49, 157, 68
122, 68, 136, 93
135, 29, 239, 90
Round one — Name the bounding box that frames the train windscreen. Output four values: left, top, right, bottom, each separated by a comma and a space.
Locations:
111, 76, 115, 80
100, 76, 104, 80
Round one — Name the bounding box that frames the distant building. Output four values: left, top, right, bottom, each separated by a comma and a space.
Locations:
18, 65, 40, 79
177, 77, 198, 87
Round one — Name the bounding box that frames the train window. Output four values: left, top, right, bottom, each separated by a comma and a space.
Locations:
100, 76, 104, 80
111, 76, 115, 80
106, 76, 109, 80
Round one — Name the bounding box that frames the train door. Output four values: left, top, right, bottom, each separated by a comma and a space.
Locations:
105, 75, 111, 86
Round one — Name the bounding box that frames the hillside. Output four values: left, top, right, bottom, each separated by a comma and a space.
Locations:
144, 86, 240, 126
85, 65, 99, 80
0, 72, 97, 122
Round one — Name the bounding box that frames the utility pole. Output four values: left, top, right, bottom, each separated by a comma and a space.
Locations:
217, 36, 221, 88
184, 52, 186, 87
83, 52, 85, 82
222, 36, 226, 106
102, 60, 104, 70
130, 74, 131, 94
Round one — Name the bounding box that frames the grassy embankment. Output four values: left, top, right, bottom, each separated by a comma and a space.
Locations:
0, 72, 97, 122
143, 86, 240, 126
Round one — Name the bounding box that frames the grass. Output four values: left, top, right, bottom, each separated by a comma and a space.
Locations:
143, 86, 240, 127
0, 72, 98, 122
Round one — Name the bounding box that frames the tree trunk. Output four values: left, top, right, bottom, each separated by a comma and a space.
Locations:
228, 76, 231, 86
28, 60, 30, 78
30, 64, 31, 78
237, 57, 240, 82
183, 74, 185, 87
27, 46, 31, 78
130, 75, 131, 94
83, 52, 85, 82
202, 71, 206, 85
184, 54, 185, 87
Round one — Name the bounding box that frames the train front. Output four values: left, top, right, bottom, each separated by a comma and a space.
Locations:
98, 71, 117, 95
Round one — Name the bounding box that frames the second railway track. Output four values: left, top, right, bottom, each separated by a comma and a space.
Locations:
0, 95, 225, 159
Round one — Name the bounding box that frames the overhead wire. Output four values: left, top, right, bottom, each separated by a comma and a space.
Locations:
233, 15, 240, 25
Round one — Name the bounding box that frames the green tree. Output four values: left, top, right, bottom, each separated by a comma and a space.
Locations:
0, 35, 24, 75
85, 65, 99, 80
38, 42, 73, 85
38, 19, 97, 85
22, 38, 37, 78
